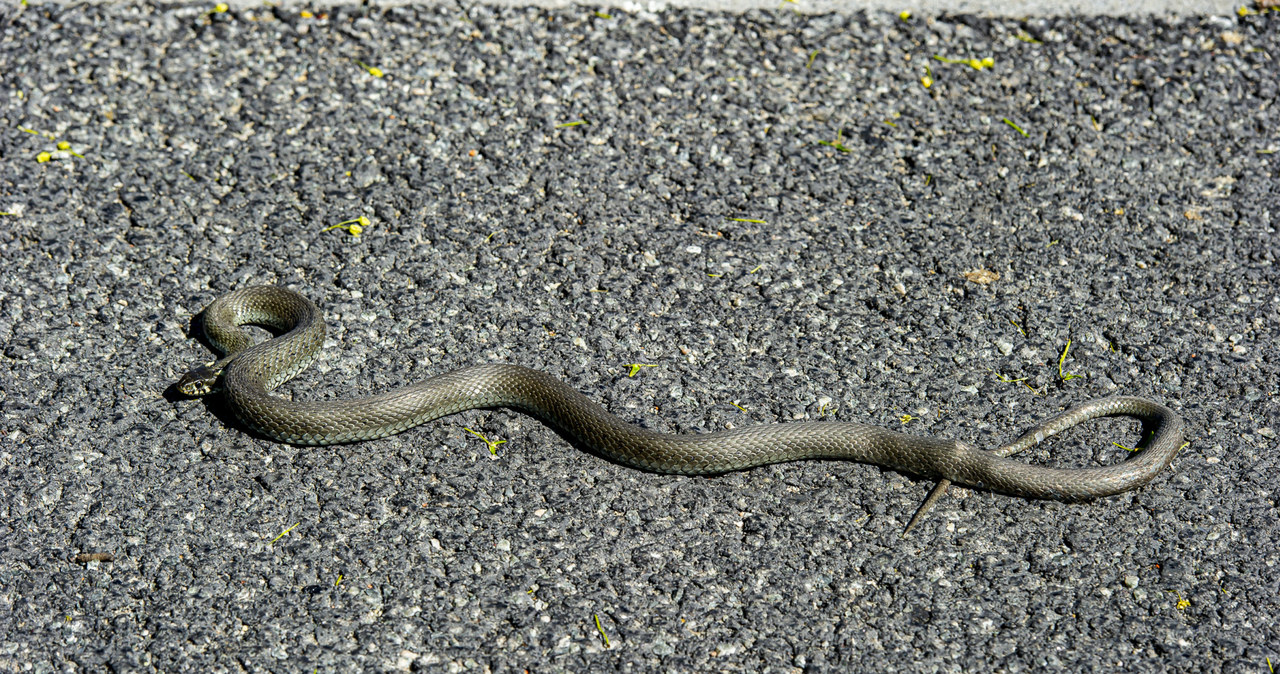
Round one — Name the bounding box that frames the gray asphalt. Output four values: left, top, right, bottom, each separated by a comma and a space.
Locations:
156, 0, 1245, 17
661, 0, 1240, 15
1, 2, 1277, 672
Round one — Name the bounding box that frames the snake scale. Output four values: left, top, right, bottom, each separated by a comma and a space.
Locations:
177, 285, 1185, 531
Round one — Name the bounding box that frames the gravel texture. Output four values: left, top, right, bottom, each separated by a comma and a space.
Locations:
175, 0, 1245, 19
1, 3, 1277, 672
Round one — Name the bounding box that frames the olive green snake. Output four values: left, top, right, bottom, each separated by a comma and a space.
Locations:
176, 285, 1185, 532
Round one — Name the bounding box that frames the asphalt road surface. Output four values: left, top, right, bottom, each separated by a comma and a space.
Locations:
1, 3, 1277, 672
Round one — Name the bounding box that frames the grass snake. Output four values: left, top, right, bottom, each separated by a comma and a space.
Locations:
176, 285, 1185, 532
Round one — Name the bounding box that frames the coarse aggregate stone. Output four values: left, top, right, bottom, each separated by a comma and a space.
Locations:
0, 3, 1276, 672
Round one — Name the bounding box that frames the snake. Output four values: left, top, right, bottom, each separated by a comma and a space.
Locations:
176, 285, 1185, 531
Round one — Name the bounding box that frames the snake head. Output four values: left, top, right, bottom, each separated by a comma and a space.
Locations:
176, 365, 221, 397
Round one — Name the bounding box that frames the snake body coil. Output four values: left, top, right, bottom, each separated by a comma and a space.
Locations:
178, 286, 1184, 521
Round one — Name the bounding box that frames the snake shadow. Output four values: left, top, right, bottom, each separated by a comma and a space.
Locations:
164, 309, 216, 403
163, 307, 268, 424
169, 297, 1168, 487
174, 393, 732, 479
167, 297, 726, 477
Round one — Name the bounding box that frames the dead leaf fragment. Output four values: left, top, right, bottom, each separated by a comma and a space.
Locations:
962, 269, 1000, 285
